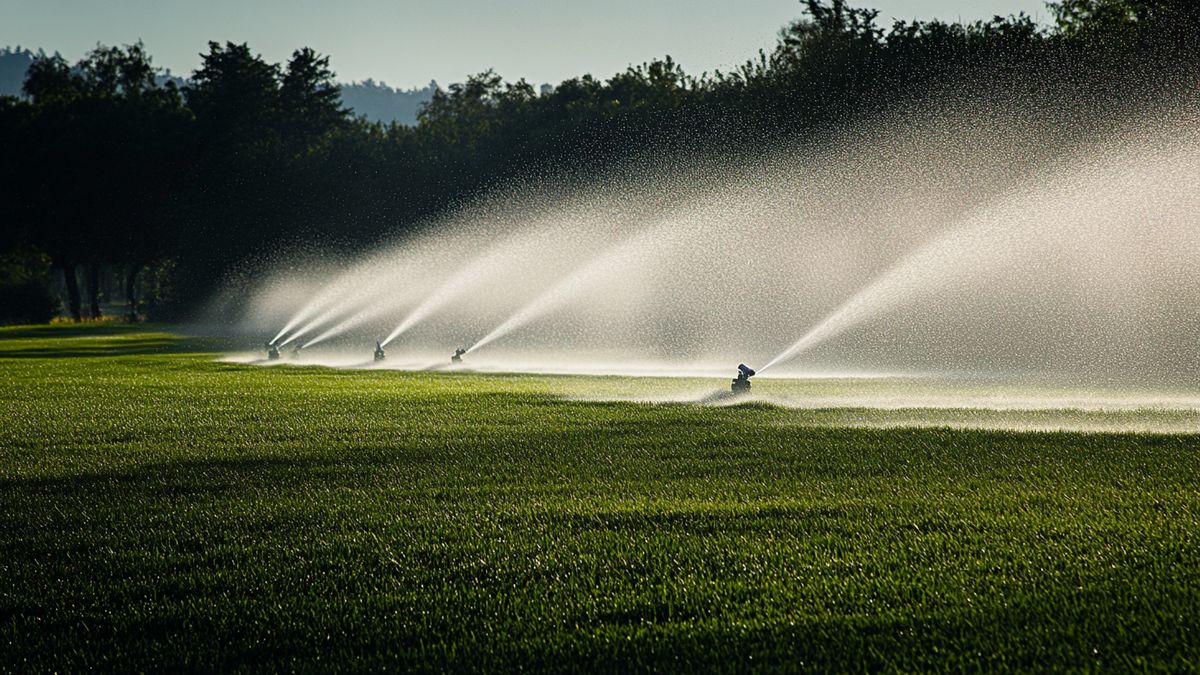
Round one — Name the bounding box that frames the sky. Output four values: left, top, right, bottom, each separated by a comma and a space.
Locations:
2, 0, 1050, 90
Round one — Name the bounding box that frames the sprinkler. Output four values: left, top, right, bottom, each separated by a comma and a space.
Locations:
731, 364, 755, 394
374, 341, 386, 362
291, 344, 302, 359
452, 347, 466, 364
266, 342, 280, 361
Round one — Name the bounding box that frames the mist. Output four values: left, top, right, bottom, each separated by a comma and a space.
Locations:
218, 84, 1200, 390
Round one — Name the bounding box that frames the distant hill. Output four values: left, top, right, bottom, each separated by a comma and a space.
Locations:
0, 47, 435, 126
340, 79, 437, 126
0, 47, 37, 97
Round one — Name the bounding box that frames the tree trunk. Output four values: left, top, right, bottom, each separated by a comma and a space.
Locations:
86, 263, 101, 319
125, 263, 140, 322
60, 262, 82, 322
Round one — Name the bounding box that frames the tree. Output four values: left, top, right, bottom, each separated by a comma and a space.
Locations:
13, 43, 188, 320
185, 42, 281, 151
21, 53, 79, 103
1052, 0, 1200, 51
4, 0, 1196, 323
280, 47, 349, 150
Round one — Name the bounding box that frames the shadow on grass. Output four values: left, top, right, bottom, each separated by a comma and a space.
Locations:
0, 339, 217, 359
0, 323, 235, 358
0, 322, 153, 339
0, 454, 376, 499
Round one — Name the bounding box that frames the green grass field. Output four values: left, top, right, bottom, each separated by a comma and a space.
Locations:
1, 325, 1198, 672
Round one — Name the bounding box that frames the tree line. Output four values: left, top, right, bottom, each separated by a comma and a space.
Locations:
1, 0, 1196, 323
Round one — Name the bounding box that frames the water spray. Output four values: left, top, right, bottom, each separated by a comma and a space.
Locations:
271, 280, 372, 347
282, 302, 362, 348
241, 93, 1200, 385
268, 234, 464, 348
380, 232, 541, 348
465, 223, 675, 356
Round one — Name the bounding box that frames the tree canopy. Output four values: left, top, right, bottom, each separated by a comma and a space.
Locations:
0, 0, 1195, 322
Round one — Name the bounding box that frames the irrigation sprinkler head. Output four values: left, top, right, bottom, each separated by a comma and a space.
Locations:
731, 363, 755, 394
266, 342, 280, 361
452, 348, 466, 364
374, 341, 386, 362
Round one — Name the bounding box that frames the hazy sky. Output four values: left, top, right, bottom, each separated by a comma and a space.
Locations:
2, 1, 1050, 89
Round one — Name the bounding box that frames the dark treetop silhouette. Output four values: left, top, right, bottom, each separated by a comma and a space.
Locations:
1, 0, 1197, 323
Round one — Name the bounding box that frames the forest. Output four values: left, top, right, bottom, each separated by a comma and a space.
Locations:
1, 0, 1197, 323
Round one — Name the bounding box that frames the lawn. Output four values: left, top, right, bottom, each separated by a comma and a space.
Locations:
1, 324, 1197, 672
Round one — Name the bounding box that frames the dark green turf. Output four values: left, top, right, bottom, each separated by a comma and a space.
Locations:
1, 324, 1197, 672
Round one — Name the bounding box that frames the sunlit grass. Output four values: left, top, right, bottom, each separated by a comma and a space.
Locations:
1, 324, 1198, 671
